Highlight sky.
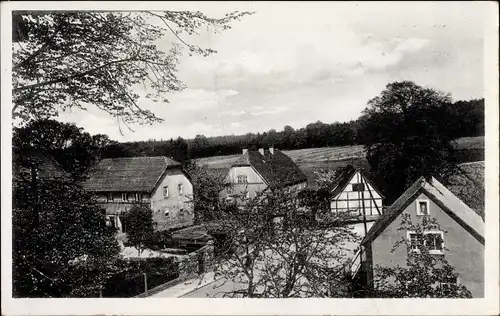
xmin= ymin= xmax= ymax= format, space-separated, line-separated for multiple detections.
xmin=57 ymin=2 xmax=487 ymax=142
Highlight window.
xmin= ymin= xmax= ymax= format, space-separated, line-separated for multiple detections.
xmin=408 ymin=231 xmax=444 ymax=254
xmin=121 ymin=192 xmax=128 ymax=202
xmin=163 ymin=186 xmax=169 ymax=198
xmin=164 ymin=209 xmax=170 ymax=217
xmin=178 ymin=183 xmax=183 ymax=195
xmin=416 ymin=200 xmax=430 ymax=216
xmin=352 ymin=183 xmax=365 ymax=192
xmin=179 ymin=208 xmax=185 ymax=218
xmin=237 ymin=175 xmax=248 ymax=184
xmin=134 ymin=193 xmax=142 ymax=202
xmin=107 ymin=193 xmax=113 ymax=202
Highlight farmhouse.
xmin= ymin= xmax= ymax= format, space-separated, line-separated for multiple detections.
xmin=329 ymin=165 xmax=384 ymax=233
xmin=222 ymin=147 xmax=308 ymax=204
xmin=350 ymin=176 xmax=484 ymax=297
xmin=84 ymin=156 xmax=194 ymax=232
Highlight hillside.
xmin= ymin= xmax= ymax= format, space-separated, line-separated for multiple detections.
xmin=195 ymin=136 xmax=484 ymax=188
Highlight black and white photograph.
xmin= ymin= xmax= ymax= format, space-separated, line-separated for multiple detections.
xmin=1 ymin=1 xmax=498 ymax=315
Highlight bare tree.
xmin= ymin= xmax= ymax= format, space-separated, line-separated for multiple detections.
xmin=190 ymin=167 xmax=359 ymax=298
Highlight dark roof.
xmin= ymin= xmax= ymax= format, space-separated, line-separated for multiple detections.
xmin=231 ymin=149 xmax=307 ymax=188
xmin=329 ymin=165 xmax=383 ymax=198
xmin=83 ymin=156 xmax=181 ymax=193
xmin=13 ymin=148 xmax=69 ymax=181
xmin=330 ymin=165 xmax=357 ymax=197
xmin=361 ymin=176 xmax=484 ymax=246
xmin=171 ymin=225 xmax=211 ymax=241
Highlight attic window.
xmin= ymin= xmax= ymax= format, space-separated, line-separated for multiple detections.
xmin=237 ymin=175 xmax=248 ymax=184
xmin=352 ymin=183 xmax=365 ymax=191
xmin=416 ymin=200 xmax=430 ymax=216
xmin=178 ymin=183 xmax=183 ymax=195
xmin=163 ymin=186 xmax=169 ymax=198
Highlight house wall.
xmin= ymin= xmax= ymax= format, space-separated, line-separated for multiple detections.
xmin=96 ymin=192 xmax=151 ymax=203
xmin=150 ymin=168 xmax=194 ymax=231
xmin=223 ymin=166 xmax=267 ymax=200
xmin=331 ymin=171 xmax=383 ymax=216
xmin=371 ymin=192 xmax=484 ymax=297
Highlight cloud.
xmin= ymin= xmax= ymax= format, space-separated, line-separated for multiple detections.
xmin=222 ymin=109 xmax=246 ymax=116
xmin=230 ymin=122 xmax=243 ymax=128
xmin=58 ymin=3 xmax=484 ymax=141
xmin=249 ymin=106 xmax=288 ymax=116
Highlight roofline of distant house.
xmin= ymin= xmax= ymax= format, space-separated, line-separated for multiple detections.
xmin=150 ymin=161 xmax=192 ymax=195
xmin=330 ymin=167 xmax=385 ymax=199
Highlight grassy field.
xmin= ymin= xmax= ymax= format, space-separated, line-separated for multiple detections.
xmin=195 ymin=136 xmax=484 ymax=188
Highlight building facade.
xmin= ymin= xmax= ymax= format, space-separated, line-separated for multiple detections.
xmin=330 ymin=165 xmax=384 ymax=219
xmin=84 ymin=156 xmax=194 ymax=232
xmin=222 ymin=147 xmax=308 ymax=205
xmin=351 ymin=176 xmax=484 ymax=297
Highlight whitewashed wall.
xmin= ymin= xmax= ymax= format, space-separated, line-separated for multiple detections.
xmin=331 ymin=171 xmax=383 ymax=216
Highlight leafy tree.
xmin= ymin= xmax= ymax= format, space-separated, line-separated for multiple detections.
xmin=12 ymin=159 xmax=121 ymax=297
xmin=369 ymin=214 xmax=472 ymax=298
xmin=123 ymin=204 xmax=155 ymax=257
xmin=184 ymin=163 xmax=228 ymax=225
xmin=13 ymin=119 xmax=117 ymax=180
xmin=12 ymin=11 xmax=252 ymax=125
xmin=445 ymin=99 xmax=484 ymax=139
xmin=359 ymin=81 xmax=458 ymax=203
xmin=170 ymin=136 xmax=189 ymax=163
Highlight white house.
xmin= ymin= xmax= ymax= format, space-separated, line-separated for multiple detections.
xmin=222 ymin=147 xmax=308 ymax=205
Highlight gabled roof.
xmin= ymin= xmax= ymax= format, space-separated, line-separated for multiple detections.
xmin=83 ymin=156 xmax=181 ymax=193
xmin=13 ymin=148 xmax=70 ymax=181
xmin=330 ymin=165 xmax=383 ymax=198
xmin=231 ymin=149 xmax=307 ymax=189
xmin=330 ymin=165 xmax=357 ymax=197
xmin=361 ymin=176 xmax=485 ymax=246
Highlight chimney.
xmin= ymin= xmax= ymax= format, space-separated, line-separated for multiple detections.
xmin=258 ymin=148 xmax=264 ymax=155
xmin=269 ymin=146 xmax=274 ymax=155
xmin=242 ymin=148 xmax=248 ymax=154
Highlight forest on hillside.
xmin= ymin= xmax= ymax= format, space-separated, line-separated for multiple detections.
xmin=99 ymin=98 xmax=484 ymax=161
xmin=13 ymin=98 xmax=484 ymax=178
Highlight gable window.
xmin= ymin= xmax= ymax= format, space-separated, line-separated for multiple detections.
xmin=178 ymin=183 xmax=183 ymax=195
xmin=352 ymin=183 xmax=365 ymax=192
xmin=416 ymin=200 xmax=430 ymax=216
xmin=163 ymin=186 xmax=169 ymax=198
xmin=408 ymin=231 xmax=444 ymax=254
xmin=121 ymin=192 xmax=128 ymax=202
xmin=237 ymin=175 xmax=248 ymax=184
